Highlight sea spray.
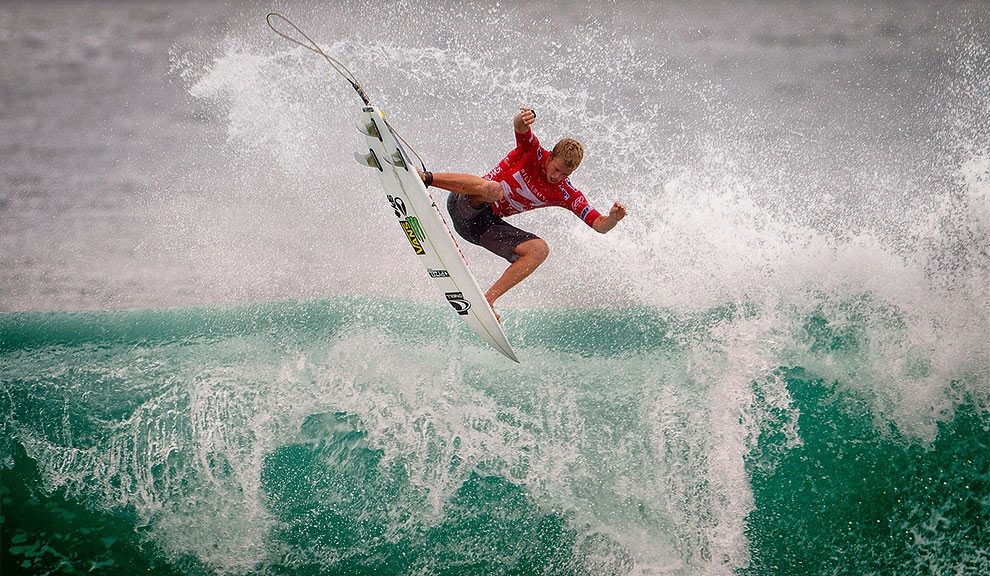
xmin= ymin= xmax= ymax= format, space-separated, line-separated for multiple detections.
xmin=3 ymin=1 xmax=987 ymax=575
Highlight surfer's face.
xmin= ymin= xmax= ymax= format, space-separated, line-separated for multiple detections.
xmin=544 ymin=156 xmax=574 ymax=184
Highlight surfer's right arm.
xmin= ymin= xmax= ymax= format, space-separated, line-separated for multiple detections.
xmin=514 ymin=108 xmax=536 ymax=134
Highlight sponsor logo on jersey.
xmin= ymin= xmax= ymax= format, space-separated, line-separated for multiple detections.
xmin=428 ymin=269 xmax=450 ymax=278
xmin=580 ymin=206 xmax=591 ymax=221
xmin=445 ymin=292 xmax=471 ymax=315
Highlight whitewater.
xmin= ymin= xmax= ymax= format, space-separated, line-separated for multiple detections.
xmin=1 ymin=1 xmax=987 ymax=575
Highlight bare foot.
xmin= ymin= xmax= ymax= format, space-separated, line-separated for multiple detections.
xmin=487 ymin=299 xmax=501 ymax=323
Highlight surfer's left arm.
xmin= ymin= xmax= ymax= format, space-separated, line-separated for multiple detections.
xmin=591 ymin=202 xmax=628 ymax=234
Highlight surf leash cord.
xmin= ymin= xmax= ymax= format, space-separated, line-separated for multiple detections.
xmin=266 ymin=12 xmax=428 ymax=174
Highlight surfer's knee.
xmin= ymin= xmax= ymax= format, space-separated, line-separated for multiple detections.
xmin=533 ymin=239 xmax=549 ymax=263
xmin=518 ymin=238 xmax=549 ymax=264
xmin=479 ymin=180 xmax=503 ymax=203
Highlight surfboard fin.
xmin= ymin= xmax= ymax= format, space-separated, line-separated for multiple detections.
xmin=356 ymin=117 xmax=382 ymax=141
xmin=355 ymin=149 xmax=383 ymax=171
xmin=382 ymin=150 xmax=407 ymax=169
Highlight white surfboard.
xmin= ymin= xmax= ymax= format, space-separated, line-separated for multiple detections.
xmin=355 ymin=105 xmax=519 ymax=363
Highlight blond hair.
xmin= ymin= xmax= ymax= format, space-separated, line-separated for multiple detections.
xmin=551 ymin=138 xmax=584 ymax=170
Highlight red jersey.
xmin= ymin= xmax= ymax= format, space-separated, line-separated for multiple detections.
xmin=484 ymin=129 xmax=602 ymax=227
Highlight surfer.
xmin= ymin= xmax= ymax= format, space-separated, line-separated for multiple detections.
xmin=421 ymin=107 xmax=627 ymax=315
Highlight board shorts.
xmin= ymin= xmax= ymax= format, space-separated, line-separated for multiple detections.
xmin=446 ymin=192 xmax=540 ymax=263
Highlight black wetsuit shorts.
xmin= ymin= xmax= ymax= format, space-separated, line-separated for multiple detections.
xmin=446 ymin=193 xmax=540 ymax=263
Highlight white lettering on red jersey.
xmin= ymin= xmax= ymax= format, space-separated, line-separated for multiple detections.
xmin=484 ymin=129 xmax=602 ymax=227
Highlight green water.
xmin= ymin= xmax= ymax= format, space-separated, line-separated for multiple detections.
xmin=2 ymin=296 xmax=986 ymax=574
xmin=2 ymin=0 xmax=987 ymax=573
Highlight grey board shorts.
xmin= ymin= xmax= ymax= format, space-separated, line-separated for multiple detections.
xmin=446 ymin=193 xmax=540 ymax=263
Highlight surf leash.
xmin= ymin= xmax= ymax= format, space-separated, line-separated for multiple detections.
xmin=266 ymin=12 xmax=428 ymax=174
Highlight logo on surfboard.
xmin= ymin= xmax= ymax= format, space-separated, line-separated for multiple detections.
xmin=400 ymin=219 xmax=425 ymax=255
xmin=445 ymin=292 xmax=471 ymax=315
xmin=388 ymin=195 xmax=406 ymax=218
xmin=389 ymin=195 xmax=427 ymax=255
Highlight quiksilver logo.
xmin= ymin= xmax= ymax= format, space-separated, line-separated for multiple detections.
xmin=445 ymin=292 xmax=471 ymax=315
